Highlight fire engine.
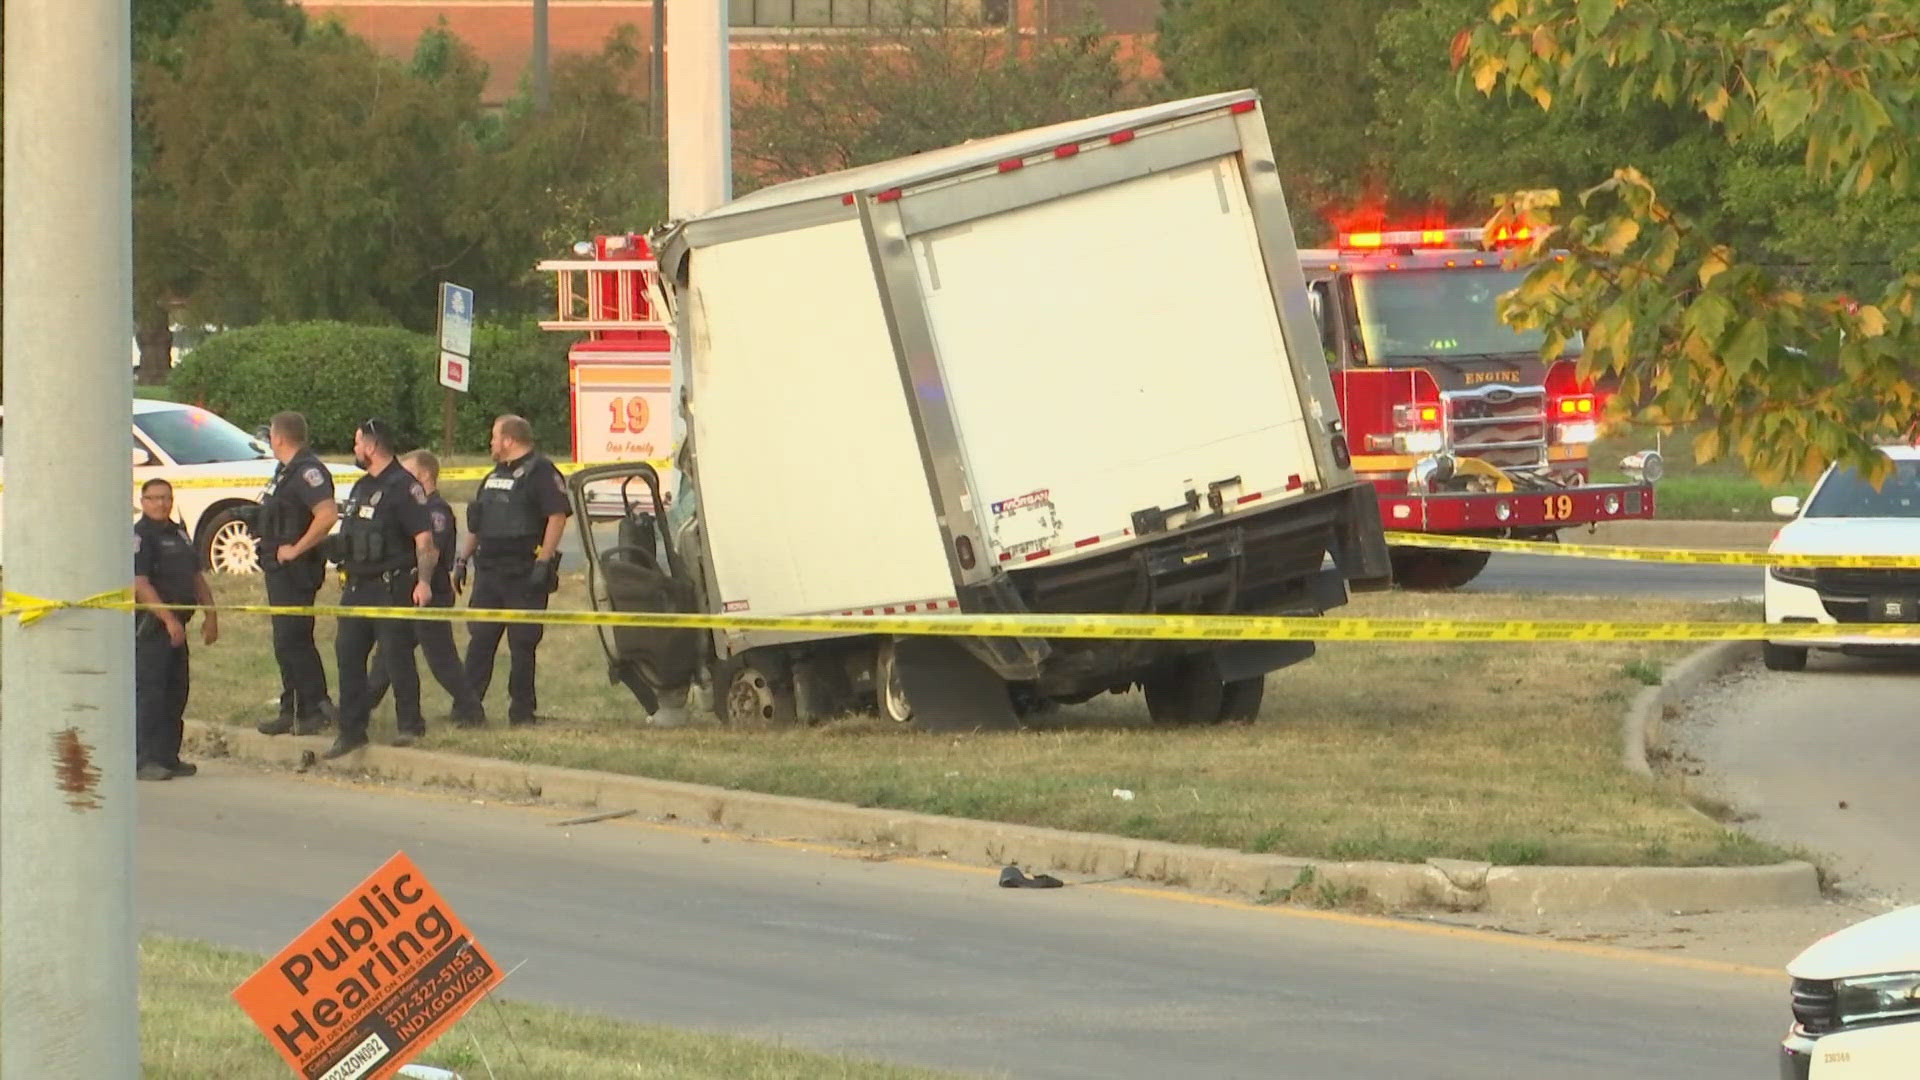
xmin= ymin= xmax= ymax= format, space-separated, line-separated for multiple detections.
xmin=537 ymin=232 xmax=678 ymax=518
xmin=1299 ymin=225 xmax=1663 ymax=588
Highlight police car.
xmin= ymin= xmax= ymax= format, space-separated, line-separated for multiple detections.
xmin=0 ymin=400 xmax=356 ymax=575
xmin=1763 ymin=444 xmax=1920 ymax=670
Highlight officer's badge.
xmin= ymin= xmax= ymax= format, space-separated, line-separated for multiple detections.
xmin=370 ymin=490 xmax=383 ymax=506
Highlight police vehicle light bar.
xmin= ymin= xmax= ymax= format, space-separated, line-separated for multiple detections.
xmin=1335 ymin=225 xmax=1535 ymax=252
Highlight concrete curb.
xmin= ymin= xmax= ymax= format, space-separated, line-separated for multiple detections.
xmin=1624 ymin=639 xmax=1758 ymax=778
xmin=185 ymin=715 xmax=1819 ymax=919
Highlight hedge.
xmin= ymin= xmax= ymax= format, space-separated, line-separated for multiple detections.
xmin=168 ymin=320 xmax=577 ymax=456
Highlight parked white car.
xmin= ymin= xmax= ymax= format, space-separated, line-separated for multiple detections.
xmin=0 ymin=400 xmax=356 ymax=575
xmin=1780 ymin=904 xmax=1920 ymax=1077
xmin=1763 ymin=444 xmax=1920 ymax=671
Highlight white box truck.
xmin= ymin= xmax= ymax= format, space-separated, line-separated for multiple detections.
xmin=569 ymin=89 xmax=1392 ymax=731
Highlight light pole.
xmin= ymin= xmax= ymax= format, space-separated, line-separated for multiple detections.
xmin=533 ymin=0 xmax=550 ymax=111
xmin=2 ymin=0 xmax=141 ymax=1070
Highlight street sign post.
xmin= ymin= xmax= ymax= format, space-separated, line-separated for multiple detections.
xmin=436 ymin=282 xmax=474 ymax=457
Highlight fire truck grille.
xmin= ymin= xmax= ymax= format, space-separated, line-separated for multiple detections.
xmin=1442 ymin=387 xmax=1547 ymax=469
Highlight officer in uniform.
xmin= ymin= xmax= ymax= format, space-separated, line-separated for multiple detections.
xmin=458 ymin=414 xmax=571 ymax=726
xmin=366 ymin=449 xmax=486 ymax=735
xmin=322 ymin=419 xmax=438 ymax=760
xmin=247 ymin=410 xmax=339 ymax=735
xmin=133 ymin=479 xmax=218 ymax=781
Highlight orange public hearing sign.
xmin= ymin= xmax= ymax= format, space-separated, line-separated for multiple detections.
xmin=233 ymin=851 xmax=504 ymax=1080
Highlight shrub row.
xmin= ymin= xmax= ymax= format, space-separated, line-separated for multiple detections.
xmin=168 ymin=320 xmax=576 ymax=455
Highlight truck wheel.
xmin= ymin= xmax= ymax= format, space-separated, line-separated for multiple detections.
xmin=1390 ymin=548 xmax=1491 ymax=591
xmin=1762 ymin=643 xmax=1809 ymax=672
xmin=1218 ymin=677 xmax=1264 ymax=722
xmin=712 ymin=652 xmax=799 ymax=728
xmin=874 ymin=637 xmax=1021 ymax=732
xmin=1144 ymin=660 xmax=1258 ymax=726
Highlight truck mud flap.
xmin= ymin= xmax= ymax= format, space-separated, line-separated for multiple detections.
xmin=1210 ymin=640 xmax=1316 ymax=683
xmin=889 ymin=638 xmax=1021 ymax=732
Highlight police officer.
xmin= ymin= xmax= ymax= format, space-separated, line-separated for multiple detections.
xmin=366 ymin=449 xmax=486 ymax=737
xmin=250 ymin=411 xmax=340 ymax=736
xmin=322 ymin=419 xmax=438 ymax=760
xmin=133 ymin=478 xmax=218 ymax=781
xmin=458 ymin=414 xmax=571 ymax=726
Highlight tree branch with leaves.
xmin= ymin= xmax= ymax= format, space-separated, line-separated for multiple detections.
xmin=1458 ymin=0 xmax=1920 ymax=483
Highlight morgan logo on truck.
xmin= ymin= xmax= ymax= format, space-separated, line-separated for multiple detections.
xmin=990 ymin=489 xmax=1052 ymax=515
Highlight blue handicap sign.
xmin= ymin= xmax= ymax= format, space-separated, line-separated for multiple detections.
xmin=439 ymin=282 xmax=474 ymax=356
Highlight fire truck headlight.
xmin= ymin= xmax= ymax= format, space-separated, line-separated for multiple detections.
xmin=1554 ymin=421 xmax=1599 ymax=446
xmin=1395 ymin=431 xmax=1444 ymax=455
xmin=1604 ymin=493 xmax=1622 ymax=515
xmin=1494 ymin=500 xmax=1512 ymax=522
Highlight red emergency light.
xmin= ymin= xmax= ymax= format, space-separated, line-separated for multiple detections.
xmin=1336 ymin=226 xmax=1488 ymax=251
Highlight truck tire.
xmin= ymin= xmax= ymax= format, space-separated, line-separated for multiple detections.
xmin=1762 ymin=642 xmax=1809 ymax=672
xmin=874 ymin=637 xmax=1021 ymax=731
xmin=1389 ymin=548 xmax=1491 ymax=591
xmin=1144 ymin=661 xmax=1262 ymax=725
xmin=712 ymin=651 xmax=799 ymax=728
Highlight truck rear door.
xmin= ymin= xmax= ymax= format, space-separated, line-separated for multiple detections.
xmin=906 ymin=152 xmax=1321 ymax=564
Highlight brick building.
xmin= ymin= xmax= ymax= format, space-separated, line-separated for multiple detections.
xmin=296 ymin=0 xmax=1163 ymax=105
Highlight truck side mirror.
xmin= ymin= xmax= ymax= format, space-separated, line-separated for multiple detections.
xmin=1771 ymin=495 xmax=1802 ymax=519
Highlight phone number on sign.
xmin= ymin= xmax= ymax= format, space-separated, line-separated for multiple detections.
xmin=382 ymin=947 xmax=493 ymax=1034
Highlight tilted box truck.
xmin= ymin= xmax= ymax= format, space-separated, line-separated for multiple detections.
xmin=574 ymin=89 xmax=1393 ymax=731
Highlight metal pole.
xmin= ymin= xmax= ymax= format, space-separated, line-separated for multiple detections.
xmin=2 ymin=0 xmax=140 ymax=1073
xmin=666 ymin=0 xmax=731 ymax=219
xmin=532 ymin=0 xmax=550 ymax=112
xmin=651 ymin=0 xmax=667 ymax=138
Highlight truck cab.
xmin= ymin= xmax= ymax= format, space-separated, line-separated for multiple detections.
xmin=1300 ymin=227 xmax=1663 ymax=588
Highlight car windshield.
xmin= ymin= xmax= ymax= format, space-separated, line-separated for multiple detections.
xmin=1350 ymin=266 xmax=1583 ymax=362
xmin=135 ymin=406 xmax=269 ymax=465
xmin=1804 ymin=459 xmax=1920 ymax=518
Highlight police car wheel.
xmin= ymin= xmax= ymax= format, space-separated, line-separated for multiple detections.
xmin=200 ymin=509 xmax=261 ymax=575
xmin=1762 ymin=642 xmax=1808 ymax=672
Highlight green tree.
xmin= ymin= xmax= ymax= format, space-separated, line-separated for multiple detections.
xmin=1458 ymin=0 xmax=1920 ymax=482
xmin=732 ymin=7 xmax=1157 ymax=191
xmin=1155 ymin=0 xmax=1413 ymax=239
xmin=134 ymin=2 xmax=664 ymax=355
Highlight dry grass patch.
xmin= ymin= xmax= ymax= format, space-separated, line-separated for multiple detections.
xmin=127 ymin=935 xmax=965 ymax=1079
xmin=179 ymin=575 xmax=1780 ymax=868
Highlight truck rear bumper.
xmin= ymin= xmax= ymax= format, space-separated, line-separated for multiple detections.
xmin=1378 ymin=481 xmax=1654 ymax=533
xmin=959 ymin=482 xmax=1389 ymax=693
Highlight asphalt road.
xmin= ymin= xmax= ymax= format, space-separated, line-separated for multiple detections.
xmin=1468 ymin=552 xmax=1761 ymax=601
xmin=144 ymin=767 xmax=1786 ymax=1080
xmin=1680 ymin=652 xmax=1920 ymax=905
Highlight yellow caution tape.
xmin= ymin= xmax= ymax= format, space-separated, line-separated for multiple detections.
xmin=8 ymin=592 xmax=1920 ymax=642
xmin=1383 ymin=530 xmax=1920 ymax=569
xmin=25 ymin=458 xmax=676 ymax=494
xmin=3 ymin=588 xmax=136 ymax=627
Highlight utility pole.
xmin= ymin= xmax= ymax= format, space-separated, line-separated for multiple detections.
xmin=532 ymin=0 xmax=550 ymax=112
xmin=2 ymin=0 xmax=140 ymax=1073
xmin=666 ymin=0 xmax=731 ymax=220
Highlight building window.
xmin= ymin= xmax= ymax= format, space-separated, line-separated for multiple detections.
xmin=729 ymin=0 xmax=1008 ymax=27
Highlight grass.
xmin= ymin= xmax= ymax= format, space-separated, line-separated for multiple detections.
xmin=176 ymin=574 xmax=1785 ymax=869
xmin=1591 ymin=419 xmax=1809 ymax=522
xmin=117 ymin=935 xmax=967 ymax=1079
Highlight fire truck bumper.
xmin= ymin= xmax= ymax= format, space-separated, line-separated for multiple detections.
xmin=1378 ymin=482 xmax=1655 ymax=533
